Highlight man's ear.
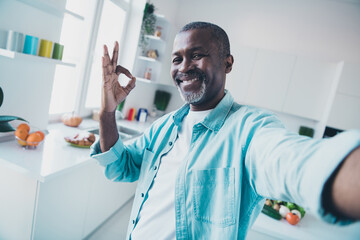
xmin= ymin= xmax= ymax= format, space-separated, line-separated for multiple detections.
xmin=225 ymin=55 xmax=234 ymax=74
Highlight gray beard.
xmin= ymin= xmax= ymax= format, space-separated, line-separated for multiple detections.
xmin=177 ymin=81 xmax=206 ymax=104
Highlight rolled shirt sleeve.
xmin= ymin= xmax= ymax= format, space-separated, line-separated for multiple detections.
xmin=245 ymin=111 xmax=360 ymax=225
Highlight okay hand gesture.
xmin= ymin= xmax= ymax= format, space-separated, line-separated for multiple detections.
xmin=101 ymin=41 xmax=136 ymax=112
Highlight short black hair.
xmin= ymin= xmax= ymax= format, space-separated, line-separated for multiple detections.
xmin=179 ymin=22 xmax=231 ymax=58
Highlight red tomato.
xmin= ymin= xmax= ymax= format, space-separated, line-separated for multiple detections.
xmin=286 ymin=212 xmax=300 ymax=225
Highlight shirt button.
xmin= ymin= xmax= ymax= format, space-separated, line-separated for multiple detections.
xmin=169 ymin=141 xmax=173 ymax=146
xmin=154 ymin=166 xmax=157 ymax=170
xmin=141 ymin=193 xmax=144 ymax=197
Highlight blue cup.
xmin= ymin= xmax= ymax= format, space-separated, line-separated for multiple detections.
xmin=23 ymin=35 xmax=39 ymax=55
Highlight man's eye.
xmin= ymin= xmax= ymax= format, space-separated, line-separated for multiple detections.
xmin=172 ymin=57 xmax=182 ymax=63
xmin=192 ymin=53 xmax=203 ymax=59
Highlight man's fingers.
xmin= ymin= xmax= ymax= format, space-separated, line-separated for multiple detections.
xmin=124 ymin=77 xmax=136 ymax=94
xmin=103 ymin=45 xmax=110 ymax=65
xmin=116 ymin=65 xmax=133 ymax=79
xmin=111 ymin=41 xmax=119 ymax=69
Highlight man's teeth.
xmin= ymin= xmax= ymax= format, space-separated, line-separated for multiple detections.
xmin=181 ymin=78 xmax=198 ymax=85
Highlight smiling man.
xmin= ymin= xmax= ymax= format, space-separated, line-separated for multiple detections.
xmin=91 ymin=22 xmax=360 ymax=239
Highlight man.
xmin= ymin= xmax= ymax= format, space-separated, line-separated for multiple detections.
xmin=91 ymin=22 xmax=360 ymax=239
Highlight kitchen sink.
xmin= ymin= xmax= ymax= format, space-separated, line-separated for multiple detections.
xmin=87 ymin=125 xmax=142 ymax=141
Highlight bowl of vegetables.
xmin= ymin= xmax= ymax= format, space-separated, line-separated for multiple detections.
xmin=262 ymin=199 xmax=306 ymax=226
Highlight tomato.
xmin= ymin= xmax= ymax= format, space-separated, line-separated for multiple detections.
xmin=286 ymin=212 xmax=300 ymax=225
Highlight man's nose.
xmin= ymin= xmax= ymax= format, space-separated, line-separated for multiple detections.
xmin=178 ymin=58 xmax=193 ymax=72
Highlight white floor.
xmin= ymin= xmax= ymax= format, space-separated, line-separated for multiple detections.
xmin=84 ymin=197 xmax=278 ymax=240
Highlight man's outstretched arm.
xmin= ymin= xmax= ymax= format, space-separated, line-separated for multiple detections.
xmin=323 ymin=146 xmax=360 ymax=220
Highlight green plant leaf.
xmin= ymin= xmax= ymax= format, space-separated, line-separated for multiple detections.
xmin=0 ymin=115 xmax=28 ymax=123
xmin=0 ymin=122 xmax=15 ymax=132
xmin=0 ymin=115 xmax=28 ymax=132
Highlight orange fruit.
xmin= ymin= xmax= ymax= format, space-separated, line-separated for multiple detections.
xmin=15 ymin=128 xmax=28 ymax=141
xmin=17 ymin=123 xmax=30 ymax=133
xmin=35 ymin=131 xmax=45 ymax=141
xmin=26 ymin=132 xmax=42 ymax=146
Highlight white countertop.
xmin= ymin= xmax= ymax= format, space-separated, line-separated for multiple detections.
xmin=0 ymin=118 xmax=151 ymax=182
xmin=252 ymin=211 xmax=360 ymax=239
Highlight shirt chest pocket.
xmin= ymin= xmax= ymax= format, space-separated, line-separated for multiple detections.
xmin=193 ymin=168 xmax=236 ymax=227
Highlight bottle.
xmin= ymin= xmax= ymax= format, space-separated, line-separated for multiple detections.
xmin=144 ymin=68 xmax=152 ymax=80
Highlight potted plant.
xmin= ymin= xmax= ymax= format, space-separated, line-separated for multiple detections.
xmin=139 ymin=2 xmax=156 ymax=54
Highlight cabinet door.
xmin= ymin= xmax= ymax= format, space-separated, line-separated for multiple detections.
xmin=245 ymin=49 xmax=296 ymax=112
xmin=226 ymin=46 xmax=257 ymax=103
xmin=0 ymin=165 xmax=38 ymax=240
xmin=34 ymin=164 xmax=92 ymax=240
xmin=327 ymin=93 xmax=360 ymax=130
xmin=282 ymin=56 xmax=339 ymax=120
xmin=82 ymin=162 xmax=137 ymax=238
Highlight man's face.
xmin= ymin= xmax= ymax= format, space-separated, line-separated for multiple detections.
xmin=170 ymin=29 xmax=229 ymax=111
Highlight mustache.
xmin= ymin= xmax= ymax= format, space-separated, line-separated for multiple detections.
xmin=175 ymin=70 xmax=206 ymax=82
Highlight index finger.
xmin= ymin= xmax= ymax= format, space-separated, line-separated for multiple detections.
xmin=116 ymin=65 xmax=133 ymax=79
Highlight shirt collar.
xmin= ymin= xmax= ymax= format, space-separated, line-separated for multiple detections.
xmin=172 ymin=90 xmax=234 ymax=132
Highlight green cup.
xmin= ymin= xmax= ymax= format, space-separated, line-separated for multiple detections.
xmin=52 ymin=43 xmax=64 ymax=60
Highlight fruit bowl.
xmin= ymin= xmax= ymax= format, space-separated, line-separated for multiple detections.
xmin=14 ymin=123 xmax=45 ymax=149
xmin=15 ymin=135 xmax=43 ymax=149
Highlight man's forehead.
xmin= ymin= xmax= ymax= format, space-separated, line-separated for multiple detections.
xmin=172 ymin=29 xmax=216 ymax=54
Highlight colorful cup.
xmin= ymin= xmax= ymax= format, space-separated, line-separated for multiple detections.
xmin=39 ymin=39 xmax=53 ymax=58
xmin=52 ymin=42 xmax=64 ymax=60
xmin=23 ymin=35 xmax=39 ymax=55
xmin=6 ymin=30 xmax=24 ymax=52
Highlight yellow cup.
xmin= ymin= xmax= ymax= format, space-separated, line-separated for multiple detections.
xmin=39 ymin=39 xmax=53 ymax=58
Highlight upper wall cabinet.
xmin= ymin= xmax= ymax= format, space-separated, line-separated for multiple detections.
xmin=282 ymin=56 xmax=340 ymax=120
xmin=245 ymin=49 xmax=296 ymax=112
xmin=228 ymin=46 xmax=343 ymax=122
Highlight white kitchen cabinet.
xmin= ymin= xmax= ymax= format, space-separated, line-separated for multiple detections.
xmin=336 ymin=62 xmax=360 ymax=98
xmin=133 ymin=15 xmax=171 ymax=86
xmin=0 ymin=165 xmax=38 ymax=240
xmin=82 ymin=163 xmax=137 ymax=238
xmin=0 ymin=159 xmax=136 ymax=240
xmin=33 ymin=163 xmax=92 ymax=240
xmin=327 ymin=93 xmax=360 ymax=130
xmin=327 ymin=62 xmax=360 ymax=130
xmin=283 ymin=56 xmax=340 ymax=120
xmin=245 ymin=49 xmax=296 ymax=112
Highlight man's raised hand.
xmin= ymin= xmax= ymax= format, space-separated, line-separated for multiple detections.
xmin=101 ymin=41 xmax=136 ymax=112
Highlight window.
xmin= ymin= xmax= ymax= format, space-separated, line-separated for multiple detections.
xmin=49 ymin=0 xmax=130 ymax=116
xmin=85 ymin=0 xmax=128 ymax=109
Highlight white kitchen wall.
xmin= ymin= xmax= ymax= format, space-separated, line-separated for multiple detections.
xmin=143 ymin=0 xmax=360 ymax=132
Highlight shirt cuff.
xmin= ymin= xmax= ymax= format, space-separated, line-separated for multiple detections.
xmin=90 ymin=136 xmax=125 ymax=167
xmin=302 ymin=129 xmax=360 ymax=225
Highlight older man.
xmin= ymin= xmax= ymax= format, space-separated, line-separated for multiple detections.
xmin=91 ymin=22 xmax=360 ymax=239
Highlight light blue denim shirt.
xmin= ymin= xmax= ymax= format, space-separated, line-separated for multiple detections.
xmin=90 ymin=92 xmax=360 ymax=239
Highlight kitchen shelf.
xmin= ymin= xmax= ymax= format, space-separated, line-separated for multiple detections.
xmin=136 ymin=77 xmax=175 ymax=88
xmin=0 ymin=48 xmax=76 ymax=67
xmin=145 ymin=35 xmax=165 ymax=43
xmin=16 ymin=0 xmax=85 ymax=20
xmin=137 ymin=56 xmax=159 ymax=63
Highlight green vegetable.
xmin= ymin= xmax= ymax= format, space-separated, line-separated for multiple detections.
xmin=297 ymin=206 xmax=306 ymax=218
xmin=262 ymin=204 xmax=282 ymax=220
xmin=286 ymin=202 xmax=296 ymax=211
